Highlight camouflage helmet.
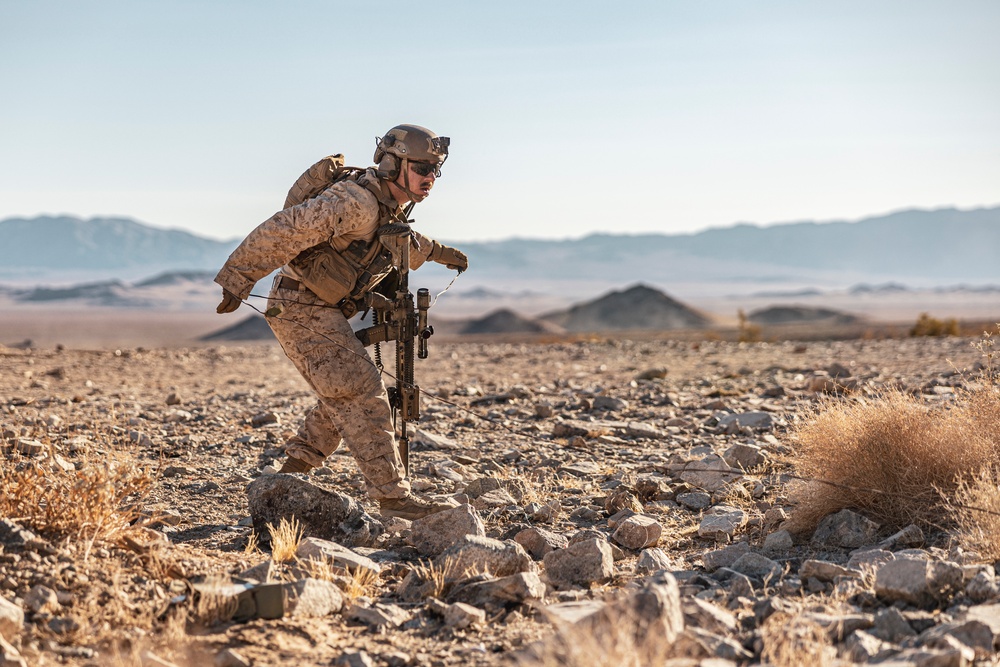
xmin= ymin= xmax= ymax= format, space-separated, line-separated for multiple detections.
xmin=374 ymin=124 xmax=449 ymax=167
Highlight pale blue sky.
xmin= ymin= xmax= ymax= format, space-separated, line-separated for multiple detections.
xmin=1 ymin=0 xmax=997 ymax=243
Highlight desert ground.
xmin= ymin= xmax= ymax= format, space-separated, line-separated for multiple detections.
xmin=3 ymin=319 xmax=1000 ymax=666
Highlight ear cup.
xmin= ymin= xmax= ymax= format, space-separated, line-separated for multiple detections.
xmin=376 ymin=154 xmax=400 ymax=180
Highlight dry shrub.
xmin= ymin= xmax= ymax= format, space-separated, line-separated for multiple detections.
xmin=759 ymin=612 xmax=833 ymax=667
xmin=947 ymin=465 xmax=1000 ymax=560
xmin=0 ymin=430 xmax=155 ymax=549
xmin=910 ymin=312 xmax=958 ymax=337
xmin=786 ymin=388 xmax=1000 ymax=533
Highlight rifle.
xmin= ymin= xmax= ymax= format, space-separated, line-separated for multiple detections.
xmin=354 ymin=224 xmax=433 ymax=476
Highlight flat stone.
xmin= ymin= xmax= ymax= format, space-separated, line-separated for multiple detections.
xmin=443 ymin=601 xmax=486 ymax=629
xmin=283 ymin=577 xmax=344 ymax=618
xmin=677 ymin=491 xmax=712 ymax=510
xmin=678 ymin=456 xmax=742 ymax=492
xmin=448 ymin=571 xmax=546 ymax=610
xmin=800 ymin=559 xmax=859 ymax=582
xmin=698 ymin=506 xmax=747 ymax=540
xmin=716 ymin=411 xmax=774 ymax=433
xmin=702 ymin=541 xmax=751 ymax=571
xmin=345 ymin=602 xmax=410 ymax=629
xmin=295 ymin=537 xmax=381 ymax=578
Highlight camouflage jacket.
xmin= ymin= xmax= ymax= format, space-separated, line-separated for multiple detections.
xmin=215 ymin=168 xmax=434 ymax=300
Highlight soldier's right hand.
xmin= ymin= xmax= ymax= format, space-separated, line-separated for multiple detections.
xmin=430 ymin=241 xmax=469 ymax=273
xmin=216 ymin=289 xmax=242 ymax=314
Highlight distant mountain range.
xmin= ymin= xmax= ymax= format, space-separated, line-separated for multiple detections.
xmin=2 ymin=206 xmax=999 ymax=288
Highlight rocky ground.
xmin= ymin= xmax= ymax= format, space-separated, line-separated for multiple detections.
xmin=2 ymin=334 xmax=1000 ymax=666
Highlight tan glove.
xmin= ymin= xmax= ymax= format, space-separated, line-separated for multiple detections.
xmin=429 ymin=241 xmax=469 ymax=272
xmin=216 ymin=289 xmax=242 ymax=314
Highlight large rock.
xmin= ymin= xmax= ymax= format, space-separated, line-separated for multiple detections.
xmin=408 ymin=505 xmax=485 ymax=557
xmin=543 ymin=538 xmax=614 ymax=589
xmin=246 ymin=475 xmax=382 ymax=548
xmin=435 ymin=535 xmax=536 ymax=579
xmin=449 ymin=572 xmax=546 ymax=611
xmin=875 ymin=558 xmax=964 ymax=606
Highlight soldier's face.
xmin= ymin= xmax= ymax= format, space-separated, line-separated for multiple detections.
xmin=396 ymin=161 xmax=437 ymax=202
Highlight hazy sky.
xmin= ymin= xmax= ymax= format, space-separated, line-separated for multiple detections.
xmin=1 ymin=1 xmax=997 ymax=243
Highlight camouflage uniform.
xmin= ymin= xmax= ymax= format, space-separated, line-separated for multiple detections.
xmin=215 ymin=169 xmax=434 ymax=499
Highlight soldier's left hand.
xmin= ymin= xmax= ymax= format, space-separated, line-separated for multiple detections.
xmin=431 ymin=242 xmax=468 ymax=272
xmin=216 ymin=289 xmax=242 ymax=314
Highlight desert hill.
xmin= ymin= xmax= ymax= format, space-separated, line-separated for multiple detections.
xmin=200 ymin=315 xmax=274 ymax=341
xmin=747 ymin=305 xmax=865 ymax=325
xmin=540 ymin=284 xmax=713 ymax=332
xmin=459 ymin=309 xmax=564 ymax=335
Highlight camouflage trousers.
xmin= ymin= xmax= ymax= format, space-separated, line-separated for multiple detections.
xmin=266 ymin=278 xmax=409 ymax=499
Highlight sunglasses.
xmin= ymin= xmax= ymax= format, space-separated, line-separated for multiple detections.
xmin=411 ymin=161 xmax=441 ymax=177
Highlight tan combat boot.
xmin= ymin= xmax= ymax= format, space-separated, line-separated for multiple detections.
xmin=378 ymin=495 xmax=458 ymax=520
xmin=279 ymin=456 xmax=314 ymax=474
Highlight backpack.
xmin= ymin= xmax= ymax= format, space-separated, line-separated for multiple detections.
xmin=283 ymin=154 xmax=356 ymax=209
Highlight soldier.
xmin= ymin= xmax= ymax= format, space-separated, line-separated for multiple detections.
xmin=214 ymin=124 xmax=468 ymax=520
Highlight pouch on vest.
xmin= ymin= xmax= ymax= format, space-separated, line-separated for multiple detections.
xmin=292 ymin=243 xmax=363 ymax=305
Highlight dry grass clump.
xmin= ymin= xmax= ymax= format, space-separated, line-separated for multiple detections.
xmin=759 ymin=612 xmax=833 ymax=667
xmin=267 ymin=516 xmax=303 ymax=563
xmin=947 ymin=465 xmax=1000 ymax=560
xmin=785 ymin=387 xmax=1000 ymax=534
xmin=0 ymin=430 xmax=155 ymax=550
